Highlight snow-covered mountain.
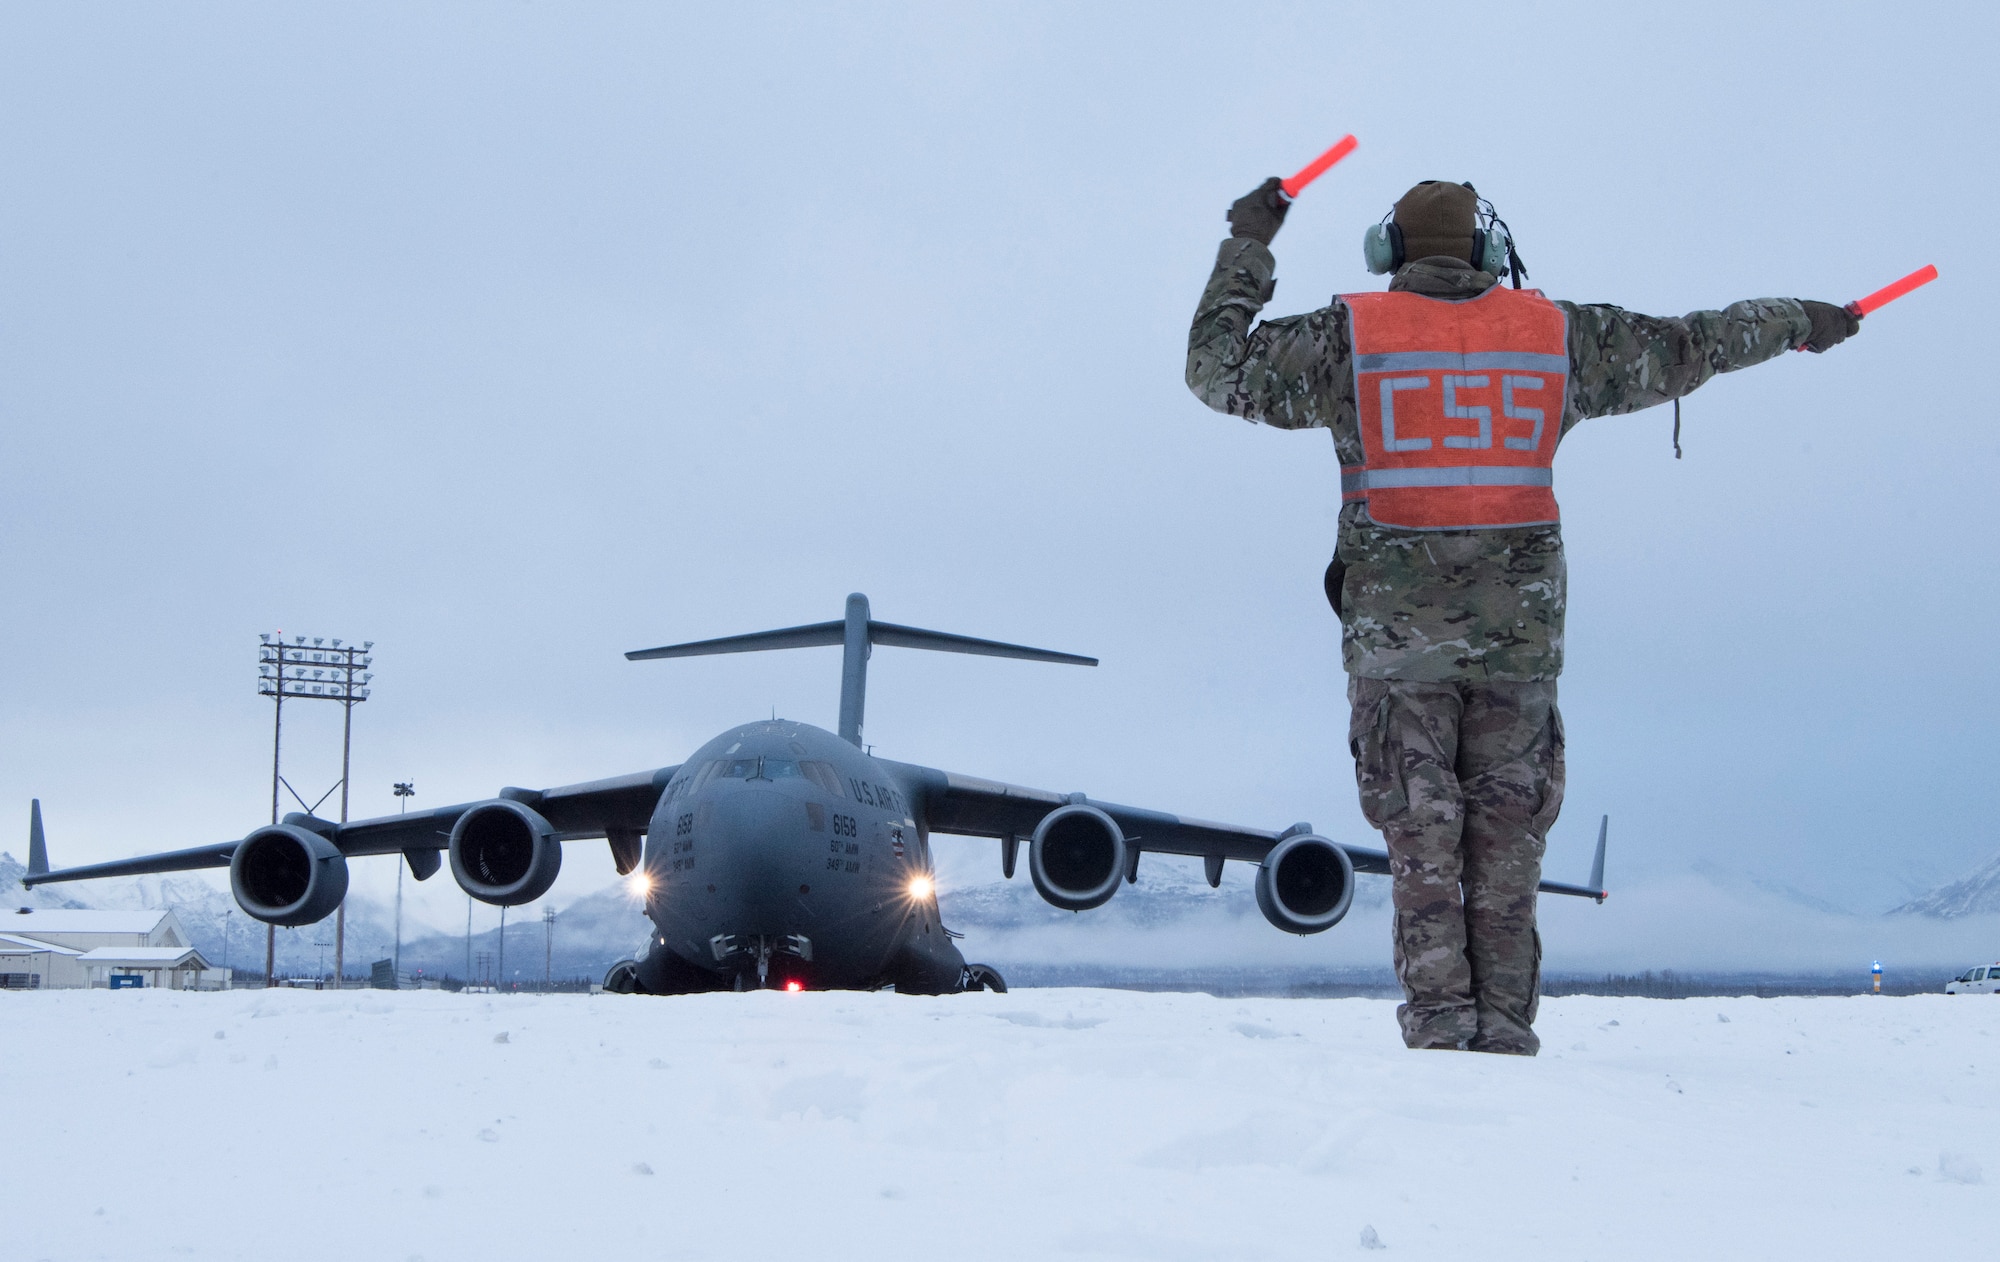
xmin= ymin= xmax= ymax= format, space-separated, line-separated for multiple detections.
xmin=2 ymin=850 xmax=414 ymax=976
xmin=1 ymin=851 xmax=89 ymax=911
xmin=391 ymin=881 xmax=654 ymax=985
xmin=1 ymin=849 xmax=653 ymax=982
xmin=2 ymin=847 xmax=1377 ymax=983
xmin=1890 ymin=851 xmax=2000 ymax=918
xmin=942 ymin=857 xmax=1387 ymax=932
xmin=23 ymin=839 xmax=1990 ymax=982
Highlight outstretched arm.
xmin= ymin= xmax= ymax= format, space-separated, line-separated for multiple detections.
xmin=1562 ymin=297 xmax=1848 ymax=434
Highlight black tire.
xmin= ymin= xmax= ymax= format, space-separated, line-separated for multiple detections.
xmin=962 ymin=963 xmax=1008 ymax=993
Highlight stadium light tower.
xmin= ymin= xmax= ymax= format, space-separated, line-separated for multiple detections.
xmin=257 ymin=633 xmax=373 ymax=988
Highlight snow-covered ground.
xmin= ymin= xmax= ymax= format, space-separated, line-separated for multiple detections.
xmin=2 ymin=988 xmax=1991 ymax=1260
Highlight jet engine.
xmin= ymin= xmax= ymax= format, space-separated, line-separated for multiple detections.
xmin=449 ymin=800 xmax=563 ymax=906
xmin=1254 ymin=833 xmax=1354 ymax=934
xmin=1028 ymin=804 xmax=1128 ymax=912
xmin=229 ymin=824 xmax=350 ymax=927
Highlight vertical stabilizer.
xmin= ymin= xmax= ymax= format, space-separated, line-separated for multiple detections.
xmin=28 ymin=799 xmax=49 ymax=877
xmin=838 ymin=593 xmax=871 ymax=747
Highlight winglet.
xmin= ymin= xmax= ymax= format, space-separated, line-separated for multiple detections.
xmin=27 ymin=799 xmax=48 ymax=879
xmin=1588 ymin=814 xmax=1608 ymax=902
xmin=1531 ymin=814 xmax=1610 ymax=903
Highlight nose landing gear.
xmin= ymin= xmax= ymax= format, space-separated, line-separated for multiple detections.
xmin=711 ymin=933 xmax=814 ymax=990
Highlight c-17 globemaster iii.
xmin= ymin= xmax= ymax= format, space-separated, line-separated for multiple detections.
xmin=23 ymin=595 xmax=1607 ymax=993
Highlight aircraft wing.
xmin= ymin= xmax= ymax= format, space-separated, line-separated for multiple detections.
xmin=21 ymin=766 xmax=678 ymax=888
xmin=314 ymin=767 xmax=677 ymax=857
xmin=884 ymin=760 xmax=1608 ymax=900
xmin=882 ymin=760 xmax=1390 ymax=876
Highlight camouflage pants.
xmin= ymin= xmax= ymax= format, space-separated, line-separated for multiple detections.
xmin=1347 ymin=677 xmax=1565 ymax=1054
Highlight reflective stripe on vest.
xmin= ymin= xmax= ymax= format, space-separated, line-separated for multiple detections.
xmin=1340 ymin=287 xmax=1568 ymax=530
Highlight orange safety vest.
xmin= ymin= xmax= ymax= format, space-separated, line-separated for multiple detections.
xmin=1339 ymin=287 xmax=1569 ymax=530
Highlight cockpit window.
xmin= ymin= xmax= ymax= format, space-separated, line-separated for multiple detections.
xmin=671 ymin=761 xmax=716 ymax=799
xmin=711 ymin=756 xmax=807 ymax=781
xmin=800 ymin=760 xmax=845 ymax=795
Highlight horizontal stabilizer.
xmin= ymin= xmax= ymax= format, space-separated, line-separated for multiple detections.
xmin=626 ymin=621 xmax=844 ymax=661
xmin=867 ymin=621 xmax=1096 ymax=666
xmin=627 ymin=618 xmax=1094 ymax=667
xmin=628 ymin=593 xmax=1095 ymax=746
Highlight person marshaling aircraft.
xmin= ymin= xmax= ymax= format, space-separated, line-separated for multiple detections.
xmin=1186 ymin=175 xmax=1864 ymax=1055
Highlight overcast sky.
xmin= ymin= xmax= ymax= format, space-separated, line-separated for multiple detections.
xmin=2 ymin=4 xmax=1994 ymax=962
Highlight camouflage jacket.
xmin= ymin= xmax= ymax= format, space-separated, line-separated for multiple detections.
xmin=1186 ymin=239 xmax=1811 ymax=682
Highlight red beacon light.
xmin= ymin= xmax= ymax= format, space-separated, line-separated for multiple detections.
xmin=784 ymin=980 xmax=803 ymax=993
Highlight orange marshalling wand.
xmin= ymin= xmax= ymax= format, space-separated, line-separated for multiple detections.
xmin=1847 ymin=263 xmax=1938 ymax=317
xmin=1280 ymin=134 xmax=1359 ymax=199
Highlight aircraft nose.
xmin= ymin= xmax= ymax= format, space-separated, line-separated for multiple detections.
xmin=703 ymin=789 xmax=814 ymax=932
xmin=706 ymin=788 xmax=799 ymax=851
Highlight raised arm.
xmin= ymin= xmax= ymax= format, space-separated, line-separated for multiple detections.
xmin=1186 ymin=179 xmax=1353 ymax=433
xmin=1184 ymin=238 xmax=1351 ymax=430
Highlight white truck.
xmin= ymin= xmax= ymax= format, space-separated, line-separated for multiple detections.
xmin=1944 ymin=963 xmax=2000 ymax=995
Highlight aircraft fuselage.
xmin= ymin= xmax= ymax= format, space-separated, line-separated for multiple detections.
xmin=630 ymin=720 xmax=965 ymax=994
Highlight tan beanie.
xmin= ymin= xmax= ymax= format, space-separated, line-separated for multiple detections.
xmin=1393 ymin=181 xmax=1478 ymax=265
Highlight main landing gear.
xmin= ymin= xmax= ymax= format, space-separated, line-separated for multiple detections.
xmin=960 ymin=963 xmax=1008 ymax=993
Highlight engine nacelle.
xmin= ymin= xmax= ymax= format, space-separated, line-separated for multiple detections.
xmin=1254 ymin=833 xmax=1355 ymax=935
xmin=1029 ymin=804 xmax=1128 ymax=912
xmin=230 ymin=824 xmax=350 ymax=927
xmin=449 ymin=800 xmax=563 ymax=906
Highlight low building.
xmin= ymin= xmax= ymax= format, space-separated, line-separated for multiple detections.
xmin=77 ymin=946 xmax=216 ymax=989
xmin=0 ymin=931 xmax=80 ymax=989
xmin=0 ymin=908 xmax=213 ymax=990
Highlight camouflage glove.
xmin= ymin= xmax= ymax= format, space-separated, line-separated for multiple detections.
xmin=1226 ymin=177 xmax=1289 ymax=246
xmin=1800 ymin=300 xmax=1861 ymax=353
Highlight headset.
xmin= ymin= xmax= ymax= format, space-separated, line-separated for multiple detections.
xmin=1363 ymin=181 xmax=1527 ymax=287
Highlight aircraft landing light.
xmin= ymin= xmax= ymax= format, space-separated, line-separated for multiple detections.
xmin=907 ymin=875 xmax=934 ymax=901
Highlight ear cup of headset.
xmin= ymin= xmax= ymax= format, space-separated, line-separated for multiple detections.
xmin=1363 ymin=221 xmax=1404 ymax=275
xmin=1474 ymin=227 xmax=1510 ymax=275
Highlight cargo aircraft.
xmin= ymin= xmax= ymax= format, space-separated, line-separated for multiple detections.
xmin=23 ymin=596 xmax=1608 ymax=993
